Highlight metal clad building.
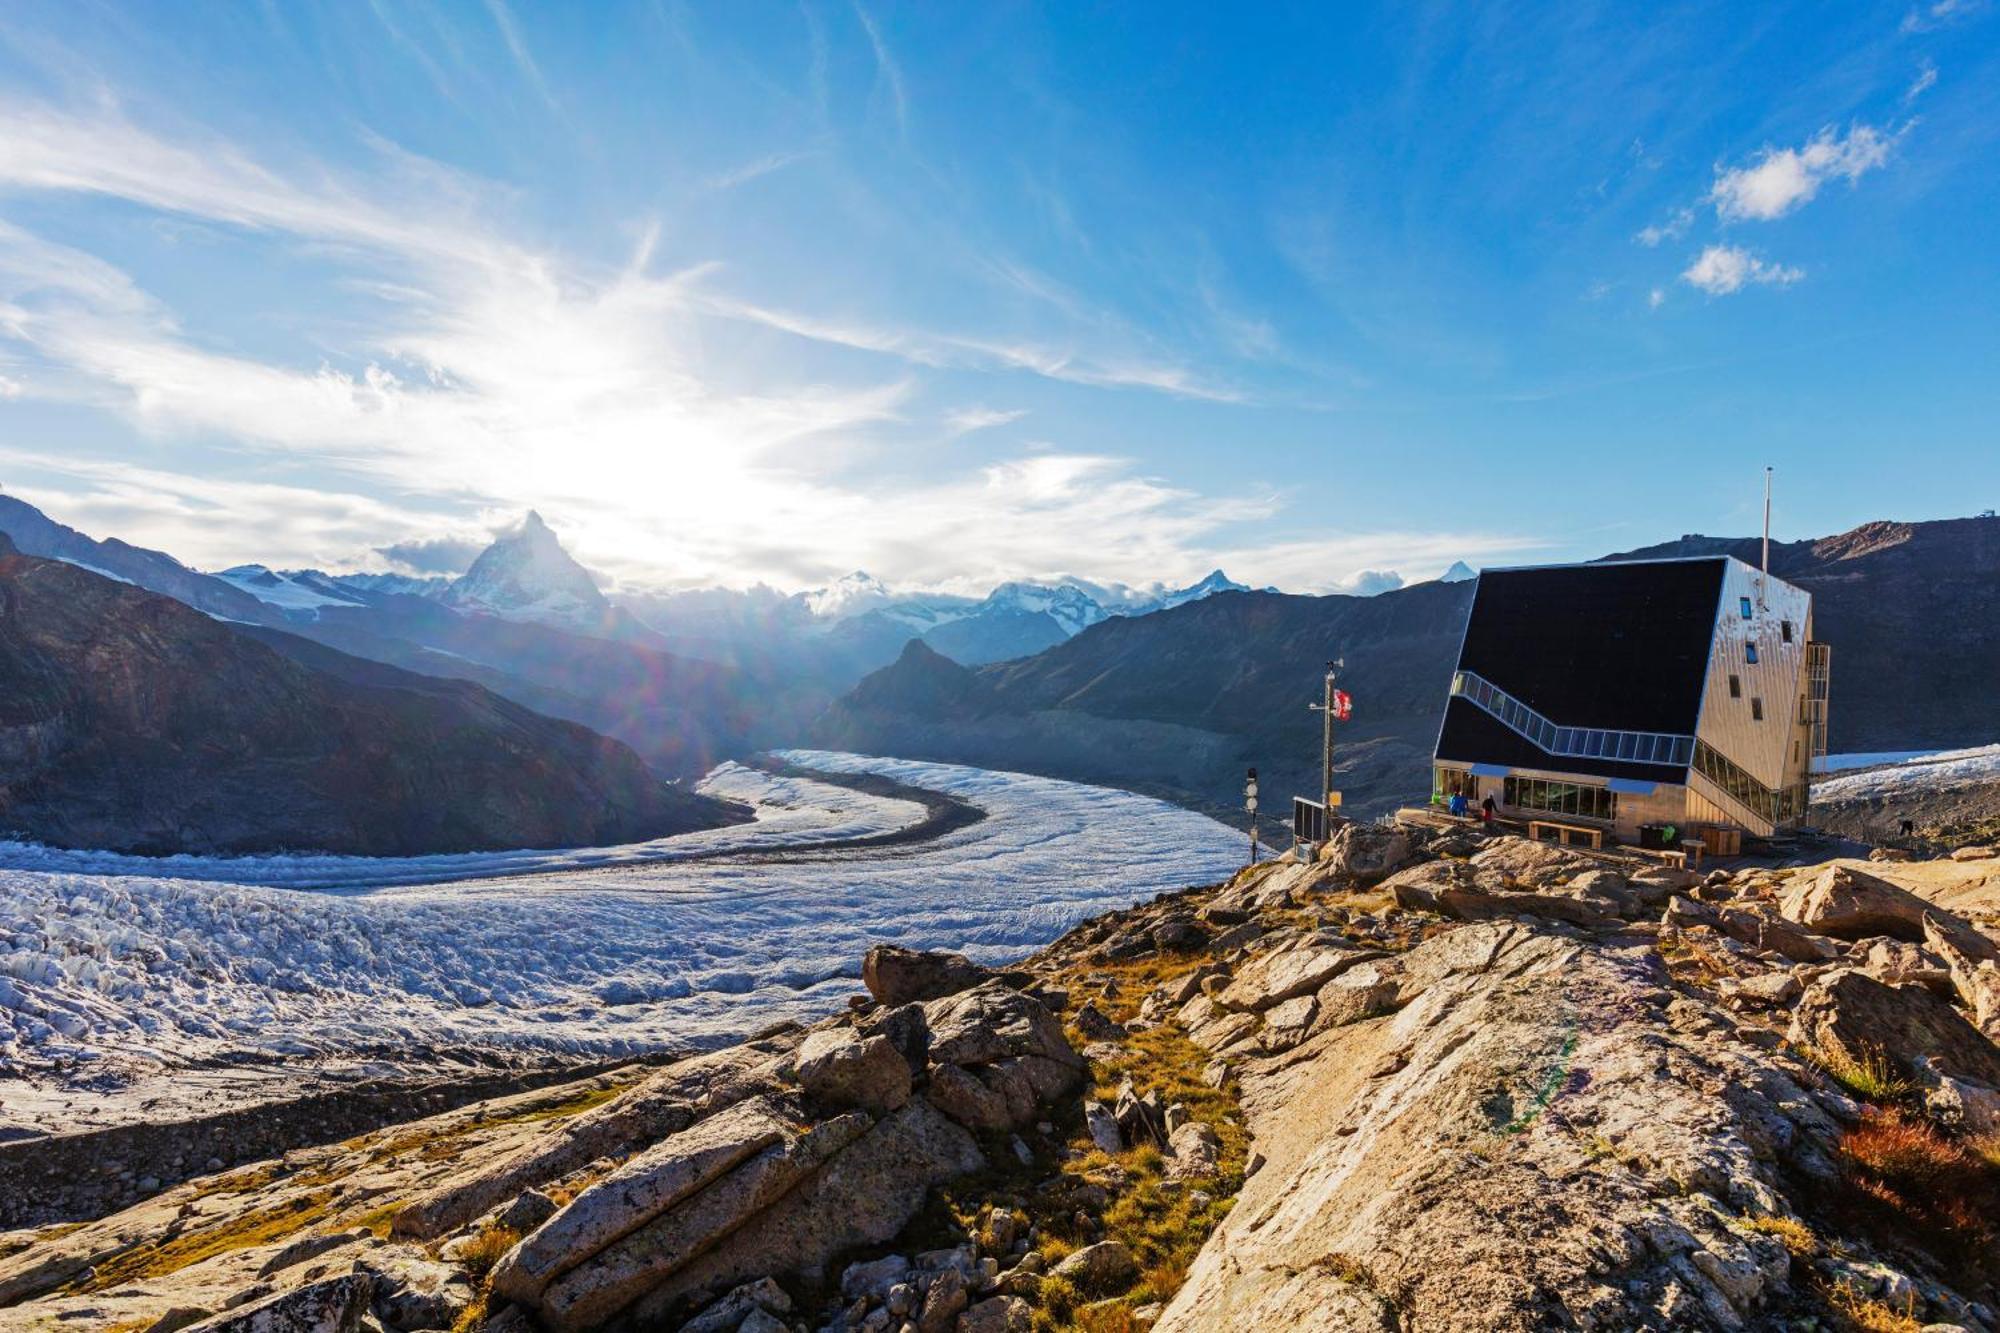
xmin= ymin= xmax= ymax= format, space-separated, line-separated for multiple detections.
xmin=1432 ymin=556 xmax=1826 ymax=839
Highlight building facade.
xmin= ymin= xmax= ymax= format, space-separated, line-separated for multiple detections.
xmin=1432 ymin=556 xmax=1828 ymax=841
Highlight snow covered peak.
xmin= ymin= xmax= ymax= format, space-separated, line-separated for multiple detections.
xmin=983 ymin=581 xmax=1111 ymax=636
xmin=215 ymin=564 xmax=370 ymax=614
xmin=1156 ymin=569 xmax=1251 ymax=609
xmin=442 ymin=511 xmax=607 ymax=625
xmin=1438 ymin=560 xmax=1478 ymax=583
xmin=803 ymin=571 xmax=894 ymax=619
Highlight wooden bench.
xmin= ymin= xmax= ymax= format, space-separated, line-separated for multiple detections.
xmin=1527 ymin=819 xmax=1605 ymax=850
xmin=1641 ymin=843 xmax=1706 ymax=872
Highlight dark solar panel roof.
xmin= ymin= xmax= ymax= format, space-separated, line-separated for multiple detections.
xmin=1433 ymin=558 xmax=1727 ymax=775
xmin=1435 ymin=696 xmax=1691 ymax=784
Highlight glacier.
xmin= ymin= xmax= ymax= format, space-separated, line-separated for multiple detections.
xmin=0 ymin=753 xmax=1243 ymax=1108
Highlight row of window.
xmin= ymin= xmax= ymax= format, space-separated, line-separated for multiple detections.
xmin=1692 ymin=740 xmax=1808 ymax=825
xmin=1451 ymin=672 xmax=1696 ymax=766
xmin=1504 ymin=776 xmax=1617 ymax=822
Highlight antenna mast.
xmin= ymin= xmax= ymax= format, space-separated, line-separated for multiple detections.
xmin=1760 ymin=466 xmax=1772 ymax=608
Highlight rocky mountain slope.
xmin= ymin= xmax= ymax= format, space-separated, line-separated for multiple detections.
xmin=8 ymin=817 xmax=1995 ymax=1331
xmin=0 ymin=538 xmax=747 ymax=855
xmin=820 ymin=514 xmax=2000 ymax=818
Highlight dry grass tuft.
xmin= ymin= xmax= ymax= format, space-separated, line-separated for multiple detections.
xmin=70 ymin=1189 xmax=339 ymax=1292
xmin=1824 ymin=1278 xmax=1925 ymax=1333
xmin=453 ymin=1222 xmax=522 ymax=1279
xmin=1806 ymin=1042 xmax=1915 ymax=1104
xmin=1740 ymin=1213 xmax=1819 ymax=1258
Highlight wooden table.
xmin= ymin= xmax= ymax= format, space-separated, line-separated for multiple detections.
xmin=1527 ymin=819 xmax=1605 ymax=850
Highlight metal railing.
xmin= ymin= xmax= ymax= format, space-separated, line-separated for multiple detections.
xmin=1450 ymin=671 xmax=1696 ymax=768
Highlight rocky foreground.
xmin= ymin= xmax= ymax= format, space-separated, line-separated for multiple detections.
xmin=4 ymin=820 xmax=2000 ymax=1332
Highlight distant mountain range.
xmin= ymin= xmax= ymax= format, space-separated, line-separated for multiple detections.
xmin=0 ymin=532 xmax=746 ymax=855
xmin=817 ymin=515 xmax=2000 ymax=822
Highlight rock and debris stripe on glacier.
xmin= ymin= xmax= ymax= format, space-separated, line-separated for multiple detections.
xmin=0 ymin=761 xmax=929 ymax=890
xmin=0 ymin=752 xmax=1243 ymax=1093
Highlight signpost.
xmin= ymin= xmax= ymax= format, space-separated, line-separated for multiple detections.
xmin=1244 ymin=767 xmax=1260 ymax=865
xmin=1308 ymin=659 xmax=1349 ymax=810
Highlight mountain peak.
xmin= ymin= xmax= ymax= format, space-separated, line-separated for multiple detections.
xmin=442 ymin=511 xmax=607 ymax=626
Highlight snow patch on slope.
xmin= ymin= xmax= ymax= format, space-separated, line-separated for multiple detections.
xmin=1813 ymin=743 xmax=2000 ymax=800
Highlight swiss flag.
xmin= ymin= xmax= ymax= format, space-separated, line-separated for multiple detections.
xmin=1332 ymin=689 xmax=1353 ymax=721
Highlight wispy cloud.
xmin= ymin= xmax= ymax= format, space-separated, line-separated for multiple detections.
xmin=0 ymin=98 xmax=1294 ymax=589
xmin=1681 ymin=244 xmax=1804 ymax=295
xmin=1636 ymin=206 xmax=1695 ymax=247
xmin=1707 ymin=124 xmax=1901 ymax=223
xmin=704 ymin=149 xmax=812 ymax=192
xmin=850 ymin=2 xmax=908 ymax=140
xmin=1905 ymin=62 xmax=1939 ymax=103
xmin=1900 ymin=0 xmax=1985 ymax=33
xmin=944 ymin=406 xmax=1027 ymax=436
xmin=483 ymin=0 xmax=562 ymax=113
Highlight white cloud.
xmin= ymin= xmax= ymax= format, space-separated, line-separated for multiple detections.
xmin=1648 ymin=287 xmax=1667 ymax=309
xmin=1906 ymin=62 xmax=1939 ymax=104
xmin=1338 ymin=569 xmax=1404 ymax=596
xmin=1680 ymin=245 xmax=1804 ymax=295
xmin=1708 ymin=125 xmax=1899 ymax=223
xmin=0 ymin=374 xmax=21 ymax=398
xmin=944 ymin=406 xmax=1027 ymax=436
xmin=1636 ymin=207 xmax=1694 ymax=247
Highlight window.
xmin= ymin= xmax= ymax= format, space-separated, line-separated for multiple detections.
xmin=1781 ymin=620 xmax=1794 ymax=643
xmin=1433 ymin=766 xmax=1476 ymax=800
xmin=1728 ymin=674 xmax=1741 ymax=698
xmin=1745 ymin=642 xmax=1759 ymax=664
xmin=1503 ymin=775 xmax=1616 ymax=822
xmin=1751 ymin=697 xmax=1764 ymax=721
xmin=1793 ymin=740 xmax=1801 ymax=763
xmin=1739 ymin=597 xmax=1753 ymax=619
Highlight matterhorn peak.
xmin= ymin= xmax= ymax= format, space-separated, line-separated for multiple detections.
xmin=442 ymin=509 xmax=607 ymax=626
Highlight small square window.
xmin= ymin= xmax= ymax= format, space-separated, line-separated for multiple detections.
xmin=1746 ymin=643 xmax=1759 ymax=664
xmin=1781 ymin=620 xmax=1794 ymax=643
xmin=1740 ymin=597 xmax=1753 ymax=619
xmin=1751 ymin=697 xmax=1764 ymax=721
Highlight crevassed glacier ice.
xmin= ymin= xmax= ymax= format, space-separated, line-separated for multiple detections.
xmin=0 ymin=753 xmax=1243 ymax=1087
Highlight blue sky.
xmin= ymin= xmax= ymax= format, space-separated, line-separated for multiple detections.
xmin=0 ymin=2 xmax=1994 ymax=595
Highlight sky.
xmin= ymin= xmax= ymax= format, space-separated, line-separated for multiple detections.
xmin=0 ymin=2 xmax=1994 ymax=597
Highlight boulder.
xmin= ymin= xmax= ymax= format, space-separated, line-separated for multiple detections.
xmin=491 ymin=1095 xmax=794 ymax=1306
xmin=1787 ymin=969 xmax=2000 ymax=1089
xmin=1468 ymin=836 xmax=1596 ymax=886
xmin=1438 ymin=884 xmax=1620 ymax=930
xmin=1925 ymin=917 xmax=2000 ymax=1036
xmin=1950 ymin=845 xmax=1998 ymax=861
xmin=854 ymin=1002 xmax=932 ymax=1076
xmin=393 ymin=1039 xmax=794 ymax=1240
xmin=1312 ymin=962 xmax=1400 ymax=1030
xmin=863 ymin=945 xmax=993 ymax=1007
xmin=840 ymin=1254 xmax=914 ymax=1302
xmin=1214 ymin=944 xmax=1378 ymax=1013
xmin=793 ymin=1029 xmax=913 ymax=1113
xmin=1166 ymin=1122 xmax=1221 ymax=1181
xmin=919 ymin=1265 xmax=970 ymax=1333
xmin=1778 ymin=865 xmax=1996 ymax=960
xmin=1151 ymin=920 xmax=1209 ymax=952
xmin=1320 ymin=823 xmax=1417 ymax=885
xmin=926 ymin=1062 xmax=1017 ymax=1132
xmin=1114 ymin=1079 xmax=1166 ymax=1146
xmin=534 ymin=1112 xmax=872 ymax=1330
xmin=923 ymin=983 xmax=1082 ymax=1071
xmin=1085 ymin=1101 xmax=1123 ymax=1154
xmin=623 ymin=1101 xmax=984 ymax=1327
xmin=357 ymin=1250 xmax=473 ymax=1331
xmin=678 ymin=1277 xmax=793 ymax=1333
xmin=495 ymin=1190 xmax=561 ymax=1236
xmin=181 ymin=1275 xmax=373 ymax=1333
xmin=1073 ymin=1004 xmax=1127 ymax=1042
xmin=1259 ymin=994 xmax=1319 ymax=1053
xmin=957 ymin=1295 xmax=1033 ymax=1333
xmin=1051 ymin=1240 xmax=1140 ymax=1296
